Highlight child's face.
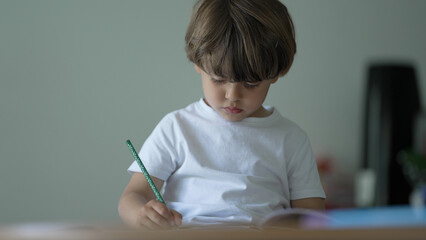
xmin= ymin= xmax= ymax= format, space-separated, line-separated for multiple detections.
xmin=195 ymin=65 xmax=278 ymax=122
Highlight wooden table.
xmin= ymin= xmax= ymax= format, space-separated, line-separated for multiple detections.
xmin=1 ymin=222 xmax=426 ymax=240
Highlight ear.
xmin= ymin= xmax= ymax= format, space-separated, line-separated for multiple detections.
xmin=194 ymin=64 xmax=202 ymax=74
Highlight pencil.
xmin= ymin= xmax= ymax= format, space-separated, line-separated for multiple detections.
xmin=126 ymin=139 xmax=166 ymax=205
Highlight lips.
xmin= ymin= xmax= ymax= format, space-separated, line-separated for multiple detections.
xmin=224 ymin=107 xmax=243 ymax=114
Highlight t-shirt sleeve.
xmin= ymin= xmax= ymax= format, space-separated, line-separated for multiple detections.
xmin=127 ymin=114 xmax=179 ymax=181
xmin=286 ymin=132 xmax=326 ymax=200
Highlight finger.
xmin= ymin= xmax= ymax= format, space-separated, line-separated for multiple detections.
xmin=170 ymin=210 xmax=183 ymax=226
xmin=151 ymin=201 xmax=172 ymax=218
xmin=151 ymin=201 xmax=174 ymax=225
xmin=138 ymin=203 xmax=169 ymax=230
xmin=142 ymin=219 xmax=162 ymax=230
xmin=137 ymin=212 xmax=162 ymax=230
xmin=146 ymin=206 xmax=172 ymax=229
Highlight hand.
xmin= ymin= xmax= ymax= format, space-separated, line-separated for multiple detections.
xmin=136 ymin=199 xmax=182 ymax=230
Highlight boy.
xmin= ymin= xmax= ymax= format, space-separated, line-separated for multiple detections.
xmin=118 ymin=0 xmax=325 ymax=229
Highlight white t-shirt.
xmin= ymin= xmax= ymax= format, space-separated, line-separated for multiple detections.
xmin=128 ymin=98 xmax=325 ymax=226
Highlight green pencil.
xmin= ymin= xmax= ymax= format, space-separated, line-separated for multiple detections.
xmin=126 ymin=139 xmax=166 ymax=205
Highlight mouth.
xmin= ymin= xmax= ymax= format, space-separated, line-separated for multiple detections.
xmin=224 ymin=107 xmax=243 ymax=114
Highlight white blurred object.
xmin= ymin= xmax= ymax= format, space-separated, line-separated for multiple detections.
xmin=355 ymin=169 xmax=376 ymax=207
xmin=410 ymin=184 xmax=426 ymax=219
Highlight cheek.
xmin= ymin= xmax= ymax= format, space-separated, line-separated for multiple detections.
xmin=202 ymin=82 xmax=222 ymax=102
xmin=209 ymin=89 xmax=224 ymax=104
xmin=250 ymin=87 xmax=270 ymax=104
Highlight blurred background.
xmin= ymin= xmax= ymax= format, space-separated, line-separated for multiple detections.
xmin=1 ymin=0 xmax=425 ymax=224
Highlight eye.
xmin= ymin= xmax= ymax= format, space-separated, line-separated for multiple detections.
xmin=244 ymin=82 xmax=260 ymax=89
xmin=211 ymin=78 xmax=226 ymax=85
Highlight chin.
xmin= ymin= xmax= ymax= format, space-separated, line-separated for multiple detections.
xmin=221 ymin=114 xmax=245 ymax=122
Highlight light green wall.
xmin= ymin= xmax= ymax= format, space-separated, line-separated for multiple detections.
xmin=1 ymin=0 xmax=425 ymax=223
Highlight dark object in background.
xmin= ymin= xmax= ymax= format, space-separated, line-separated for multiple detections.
xmin=362 ymin=63 xmax=421 ymax=206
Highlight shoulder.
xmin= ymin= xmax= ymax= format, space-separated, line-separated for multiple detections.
xmin=155 ymin=100 xmax=202 ymax=129
xmin=164 ymin=100 xmax=200 ymax=118
xmin=270 ymin=108 xmax=309 ymax=141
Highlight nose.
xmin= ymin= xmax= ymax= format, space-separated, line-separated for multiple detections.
xmin=225 ymin=83 xmax=242 ymax=102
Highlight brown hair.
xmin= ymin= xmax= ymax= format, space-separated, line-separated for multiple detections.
xmin=185 ymin=0 xmax=296 ymax=82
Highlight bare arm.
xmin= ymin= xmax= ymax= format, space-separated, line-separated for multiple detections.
xmin=118 ymin=173 xmax=182 ymax=229
xmin=290 ymin=197 xmax=325 ymax=210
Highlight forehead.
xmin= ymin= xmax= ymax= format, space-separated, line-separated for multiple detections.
xmin=202 ymin=69 xmax=241 ymax=83
xmin=202 ymin=60 xmax=260 ymax=83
